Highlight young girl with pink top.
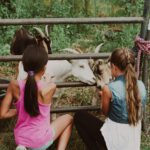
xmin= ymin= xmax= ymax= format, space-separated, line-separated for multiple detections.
xmin=0 ymin=44 xmax=73 ymax=150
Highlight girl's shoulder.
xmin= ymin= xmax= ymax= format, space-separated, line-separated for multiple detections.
xmin=8 ymin=80 xmax=20 ymax=101
xmin=9 ymin=80 xmax=19 ymax=90
xmin=40 ymin=81 xmax=56 ymax=91
xmin=40 ymin=82 xmax=56 ymax=99
xmin=38 ymin=82 xmax=56 ymax=104
xmin=9 ymin=80 xmax=18 ymax=85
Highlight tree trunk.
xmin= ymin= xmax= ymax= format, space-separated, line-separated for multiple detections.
xmin=73 ymin=0 xmax=85 ymax=16
xmin=43 ymin=0 xmax=53 ymax=7
xmin=84 ymin=0 xmax=95 ymax=16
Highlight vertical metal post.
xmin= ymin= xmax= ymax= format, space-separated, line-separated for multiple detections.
xmin=140 ymin=0 xmax=150 ymax=39
xmin=143 ymin=21 xmax=150 ymax=87
xmin=139 ymin=0 xmax=150 ymax=72
xmin=140 ymin=0 xmax=150 ymax=132
xmin=134 ymin=0 xmax=150 ymax=78
xmin=142 ymin=20 xmax=150 ymax=132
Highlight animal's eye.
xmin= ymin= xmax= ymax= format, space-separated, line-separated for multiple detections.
xmin=98 ymin=60 xmax=103 ymax=65
xmin=51 ymin=76 xmax=55 ymax=78
xmin=80 ymin=65 xmax=84 ymax=68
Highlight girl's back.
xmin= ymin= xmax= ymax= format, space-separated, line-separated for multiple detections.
xmin=13 ymin=80 xmax=55 ymax=149
xmin=108 ymin=75 xmax=146 ymax=123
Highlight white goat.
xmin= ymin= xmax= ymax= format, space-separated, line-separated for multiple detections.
xmin=11 ymin=27 xmax=96 ymax=85
xmin=17 ymin=48 xmax=96 ymax=85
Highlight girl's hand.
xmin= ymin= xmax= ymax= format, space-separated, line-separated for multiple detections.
xmin=101 ymin=85 xmax=112 ymax=116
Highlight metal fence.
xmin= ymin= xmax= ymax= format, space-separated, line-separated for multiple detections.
xmin=0 ymin=0 xmax=150 ymax=130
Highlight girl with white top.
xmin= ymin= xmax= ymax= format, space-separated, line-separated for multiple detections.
xmin=74 ymin=48 xmax=147 ymax=150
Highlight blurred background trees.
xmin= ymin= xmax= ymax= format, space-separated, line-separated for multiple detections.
xmin=0 ymin=0 xmax=144 ymax=54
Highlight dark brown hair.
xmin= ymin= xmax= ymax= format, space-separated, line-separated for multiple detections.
xmin=110 ymin=48 xmax=141 ymax=125
xmin=22 ymin=44 xmax=48 ymax=117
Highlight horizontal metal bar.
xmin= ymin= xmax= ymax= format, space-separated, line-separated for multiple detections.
xmin=0 ymin=53 xmax=111 ymax=62
xmin=51 ymin=105 xmax=101 ymax=113
xmin=0 ymin=17 xmax=144 ymax=26
xmin=0 ymin=82 xmax=96 ymax=89
xmin=55 ymin=82 xmax=96 ymax=88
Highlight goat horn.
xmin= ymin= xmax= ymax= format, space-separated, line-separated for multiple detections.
xmin=94 ymin=43 xmax=104 ymax=53
xmin=75 ymin=48 xmax=83 ymax=54
xmin=33 ymin=27 xmax=46 ymax=38
xmin=45 ymin=25 xmax=50 ymax=37
xmin=62 ymin=48 xmax=81 ymax=54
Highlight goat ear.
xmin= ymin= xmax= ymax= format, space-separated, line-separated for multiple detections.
xmin=105 ymin=56 xmax=111 ymax=63
xmin=94 ymin=43 xmax=104 ymax=53
xmin=67 ymin=59 xmax=73 ymax=64
xmin=89 ymin=59 xmax=94 ymax=67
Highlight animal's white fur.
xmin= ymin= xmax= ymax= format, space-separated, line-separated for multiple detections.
xmin=17 ymin=49 xmax=96 ymax=85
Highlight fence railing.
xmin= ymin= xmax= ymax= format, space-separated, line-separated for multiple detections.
xmin=0 ymin=0 xmax=149 ymax=123
xmin=0 ymin=17 xmax=144 ymax=25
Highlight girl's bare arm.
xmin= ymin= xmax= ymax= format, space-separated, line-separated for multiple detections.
xmin=101 ymin=85 xmax=112 ymax=116
xmin=0 ymin=81 xmax=17 ymax=119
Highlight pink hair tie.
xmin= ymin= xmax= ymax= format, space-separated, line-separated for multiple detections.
xmin=28 ymin=71 xmax=34 ymax=76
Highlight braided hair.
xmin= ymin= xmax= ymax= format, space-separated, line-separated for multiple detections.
xmin=110 ymin=48 xmax=141 ymax=125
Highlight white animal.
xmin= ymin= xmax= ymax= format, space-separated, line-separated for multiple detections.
xmin=11 ymin=27 xmax=96 ymax=85
xmin=17 ymin=48 xmax=96 ymax=85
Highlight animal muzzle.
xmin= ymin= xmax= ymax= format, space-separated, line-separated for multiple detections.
xmin=85 ymin=76 xmax=96 ymax=85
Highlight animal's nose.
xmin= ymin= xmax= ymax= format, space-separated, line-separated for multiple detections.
xmin=97 ymin=84 xmax=102 ymax=90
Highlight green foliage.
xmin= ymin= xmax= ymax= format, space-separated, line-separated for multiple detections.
xmin=0 ymin=0 xmax=16 ymax=18
xmin=101 ymin=24 xmax=141 ymax=51
xmin=51 ymin=25 xmax=71 ymax=51
xmin=0 ymin=0 xmax=145 ymax=54
xmin=0 ymin=1 xmax=149 ymax=149
xmin=121 ymin=0 xmax=144 ymax=16
xmin=0 ymin=44 xmax=10 ymax=55
xmin=51 ymin=0 xmax=73 ymax=17
xmin=14 ymin=0 xmax=50 ymax=18
xmin=74 ymin=88 xmax=92 ymax=105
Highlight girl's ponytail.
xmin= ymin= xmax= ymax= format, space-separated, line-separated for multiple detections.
xmin=24 ymin=72 xmax=39 ymax=117
xmin=125 ymin=63 xmax=141 ymax=125
xmin=22 ymin=44 xmax=48 ymax=117
xmin=110 ymin=48 xmax=142 ymax=125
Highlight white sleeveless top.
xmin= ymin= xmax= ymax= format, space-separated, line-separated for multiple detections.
xmin=101 ymin=118 xmax=141 ymax=150
xmin=100 ymin=76 xmax=146 ymax=150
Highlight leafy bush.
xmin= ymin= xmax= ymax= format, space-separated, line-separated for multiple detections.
xmin=0 ymin=0 xmax=145 ymax=55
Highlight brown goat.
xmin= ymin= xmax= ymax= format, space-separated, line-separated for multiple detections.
xmin=10 ymin=26 xmax=52 ymax=55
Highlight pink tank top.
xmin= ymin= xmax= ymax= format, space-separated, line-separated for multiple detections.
xmin=14 ymin=81 xmax=53 ymax=148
